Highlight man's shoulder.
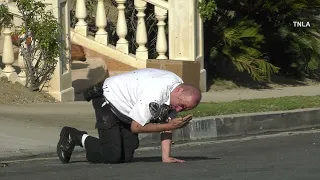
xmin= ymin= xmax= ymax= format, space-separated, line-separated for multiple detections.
xmin=104 ymin=68 xmax=183 ymax=81
xmin=102 ymin=68 xmax=183 ymax=97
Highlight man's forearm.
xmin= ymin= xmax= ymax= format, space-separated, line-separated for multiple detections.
xmin=135 ymin=123 xmax=173 ymax=133
xmin=161 ymin=131 xmax=173 ymax=159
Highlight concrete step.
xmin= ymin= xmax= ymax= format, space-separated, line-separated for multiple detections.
xmin=108 ymin=71 xmax=130 ymax=76
xmin=82 ymin=47 xmax=137 ymax=72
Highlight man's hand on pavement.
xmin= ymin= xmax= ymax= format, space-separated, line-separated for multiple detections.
xmin=162 ymin=157 xmax=185 ymax=163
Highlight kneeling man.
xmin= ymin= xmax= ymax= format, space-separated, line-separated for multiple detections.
xmin=57 ymin=68 xmax=201 ymax=164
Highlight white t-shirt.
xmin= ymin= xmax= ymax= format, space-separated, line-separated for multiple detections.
xmin=102 ymin=68 xmax=183 ymax=126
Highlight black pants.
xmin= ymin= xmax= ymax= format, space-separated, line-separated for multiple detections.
xmin=84 ymin=97 xmax=139 ymax=163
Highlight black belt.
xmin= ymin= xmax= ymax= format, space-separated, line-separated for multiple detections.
xmin=83 ymin=82 xmax=133 ymax=124
xmin=104 ymin=98 xmax=134 ymax=125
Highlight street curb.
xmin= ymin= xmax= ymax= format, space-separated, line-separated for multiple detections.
xmin=139 ymin=108 xmax=320 ymax=144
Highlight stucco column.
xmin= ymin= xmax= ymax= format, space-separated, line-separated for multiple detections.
xmin=45 ymin=0 xmax=75 ymax=102
xmin=168 ymin=0 xmax=207 ymax=92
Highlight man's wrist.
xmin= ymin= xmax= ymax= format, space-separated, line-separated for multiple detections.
xmin=160 ymin=131 xmax=172 ymax=141
xmin=158 ymin=123 xmax=174 ymax=132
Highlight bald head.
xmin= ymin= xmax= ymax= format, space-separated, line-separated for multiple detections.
xmin=170 ymin=83 xmax=202 ymax=112
xmin=179 ymin=83 xmax=202 ymax=104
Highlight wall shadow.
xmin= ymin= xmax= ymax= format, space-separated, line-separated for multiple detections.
xmin=72 ymin=65 xmax=108 ymax=101
xmin=0 ymin=56 xmax=3 ymax=69
xmin=71 ymin=62 xmax=89 ymax=70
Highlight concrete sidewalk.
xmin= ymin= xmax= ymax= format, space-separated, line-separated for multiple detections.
xmin=201 ymin=84 xmax=320 ymax=102
xmin=0 ymin=102 xmax=97 ymax=160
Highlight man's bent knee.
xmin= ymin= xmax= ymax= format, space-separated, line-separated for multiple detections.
xmin=97 ymin=127 xmax=123 ymax=164
xmin=101 ymin=145 xmax=123 ymax=164
xmin=85 ymin=141 xmax=123 ymax=164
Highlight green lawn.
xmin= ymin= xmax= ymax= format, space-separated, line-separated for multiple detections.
xmin=180 ymin=95 xmax=320 ymax=117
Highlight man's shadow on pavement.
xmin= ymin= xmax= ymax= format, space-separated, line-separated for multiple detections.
xmin=67 ymin=156 xmax=220 ymax=164
xmin=132 ymin=156 xmax=221 ymax=163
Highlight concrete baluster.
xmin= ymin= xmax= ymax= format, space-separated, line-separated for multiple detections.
xmin=155 ymin=6 xmax=168 ymax=59
xmin=134 ymin=0 xmax=148 ymax=60
xmin=17 ymin=34 xmax=27 ymax=86
xmin=95 ymin=0 xmax=108 ymax=45
xmin=115 ymin=0 xmax=129 ymax=54
xmin=75 ymin=0 xmax=88 ymax=36
xmin=1 ymin=28 xmax=16 ymax=77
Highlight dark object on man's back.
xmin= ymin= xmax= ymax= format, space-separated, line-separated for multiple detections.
xmin=149 ymin=103 xmax=172 ymax=124
xmin=83 ymin=81 xmax=104 ymax=102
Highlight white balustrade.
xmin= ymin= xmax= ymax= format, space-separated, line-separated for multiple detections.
xmin=115 ymin=0 xmax=129 ymax=54
xmin=155 ymin=6 xmax=168 ymax=59
xmin=70 ymin=0 xmax=171 ymax=61
xmin=17 ymin=52 xmax=26 ymax=83
xmin=69 ymin=0 xmax=202 ymax=73
xmin=17 ymin=34 xmax=27 ymax=85
xmin=75 ymin=0 xmax=88 ymax=36
xmin=95 ymin=0 xmax=108 ymax=45
xmin=134 ymin=0 xmax=148 ymax=60
xmin=1 ymin=28 xmax=16 ymax=77
xmin=1 ymin=0 xmax=206 ymax=92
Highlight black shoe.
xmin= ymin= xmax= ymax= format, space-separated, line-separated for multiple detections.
xmin=57 ymin=126 xmax=87 ymax=163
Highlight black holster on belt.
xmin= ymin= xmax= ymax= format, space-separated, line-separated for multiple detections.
xmin=87 ymin=82 xmax=134 ymax=125
xmin=108 ymin=102 xmax=134 ymax=124
xmin=92 ymin=97 xmax=118 ymax=129
xmin=83 ymin=81 xmax=104 ymax=102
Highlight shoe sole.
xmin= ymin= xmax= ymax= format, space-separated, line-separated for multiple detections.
xmin=57 ymin=126 xmax=72 ymax=163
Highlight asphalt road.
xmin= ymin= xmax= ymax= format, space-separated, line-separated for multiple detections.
xmin=1 ymin=131 xmax=320 ymax=180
